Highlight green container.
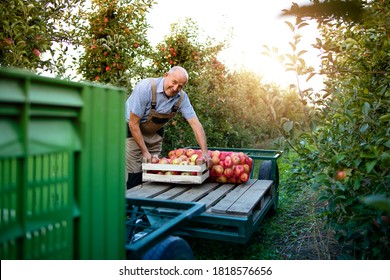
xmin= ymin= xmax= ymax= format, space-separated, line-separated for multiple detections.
xmin=0 ymin=67 xmax=126 ymax=259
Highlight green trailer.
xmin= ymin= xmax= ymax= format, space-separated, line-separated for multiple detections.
xmin=125 ymin=148 xmax=282 ymax=253
xmin=0 ymin=67 xmax=126 ymax=260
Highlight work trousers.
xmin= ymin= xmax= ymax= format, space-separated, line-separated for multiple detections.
xmin=126 ymin=133 xmax=163 ymax=189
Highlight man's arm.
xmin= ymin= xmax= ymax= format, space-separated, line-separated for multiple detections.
xmin=129 ymin=112 xmax=151 ymax=161
xmin=187 ymin=116 xmax=211 ymax=166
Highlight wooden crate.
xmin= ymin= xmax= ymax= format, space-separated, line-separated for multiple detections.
xmin=142 ymin=163 xmax=209 ymax=184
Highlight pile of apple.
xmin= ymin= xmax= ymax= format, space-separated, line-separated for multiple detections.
xmin=150 ymin=148 xmax=253 ymax=183
xmin=208 ymin=150 xmax=253 ymax=183
xmin=149 ymin=148 xmax=206 ymax=176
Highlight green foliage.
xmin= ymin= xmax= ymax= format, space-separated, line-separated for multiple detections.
xmin=152 ymin=19 xmax=275 ymax=155
xmin=78 ymin=0 xmax=155 ymax=88
xmin=269 ymin=1 xmax=389 ymax=259
xmin=0 ymin=0 xmax=84 ymax=74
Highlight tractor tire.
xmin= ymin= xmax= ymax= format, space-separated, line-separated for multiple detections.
xmin=142 ymin=235 xmax=194 ymax=260
xmin=258 ymin=160 xmax=279 ymax=216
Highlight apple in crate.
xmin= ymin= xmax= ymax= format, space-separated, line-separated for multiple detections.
xmin=159 ymin=157 xmax=170 ymax=164
xmin=168 ymin=149 xmax=176 ymax=159
xmin=186 ymin=148 xmax=195 ymax=157
xmin=190 ymin=153 xmax=198 ymax=163
xmin=151 ymin=155 xmax=159 ymax=163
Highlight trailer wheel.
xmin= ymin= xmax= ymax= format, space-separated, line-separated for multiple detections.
xmin=258 ymin=160 xmax=279 ymax=216
xmin=142 ymin=235 xmax=194 ymax=260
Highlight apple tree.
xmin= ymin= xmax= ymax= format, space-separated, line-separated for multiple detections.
xmin=0 ymin=0 xmax=85 ymax=74
xmin=268 ymin=0 xmax=389 ymax=259
xmin=77 ymin=0 xmax=155 ymax=88
xmin=149 ymin=18 xmax=273 ymax=153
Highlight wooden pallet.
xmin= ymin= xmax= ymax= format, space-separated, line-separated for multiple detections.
xmin=126 ymin=179 xmax=275 ymax=243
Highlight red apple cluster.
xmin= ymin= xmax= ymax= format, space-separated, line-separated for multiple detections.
xmin=208 ymin=150 xmax=253 ymax=184
xmin=149 ymin=148 xmax=205 ymax=176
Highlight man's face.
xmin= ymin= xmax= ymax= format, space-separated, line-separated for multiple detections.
xmin=163 ymin=70 xmax=187 ymax=97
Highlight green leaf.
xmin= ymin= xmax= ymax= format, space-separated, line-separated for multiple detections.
xmin=379 ymin=114 xmax=390 ymax=122
xmin=361 ymin=195 xmax=390 ymax=212
xmin=359 ymin=123 xmax=369 ymax=133
xmin=365 ymin=160 xmax=377 ymax=173
xmin=361 ymin=102 xmax=370 ymax=115
xmin=282 ymin=121 xmax=294 ymax=132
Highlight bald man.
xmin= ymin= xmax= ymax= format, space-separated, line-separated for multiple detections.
xmin=125 ymin=66 xmax=211 ymax=189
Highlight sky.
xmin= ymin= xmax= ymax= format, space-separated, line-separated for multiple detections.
xmin=146 ymin=0 xmax=324 ymax=90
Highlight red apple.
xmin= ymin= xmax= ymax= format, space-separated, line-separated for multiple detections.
xmin=216 ymin=175 xmax=227 ymax=183
xmin=234 ymin=165 xmax=245 ymax=177
xmin=32 ymin=48 xmax=41 ymax=58
xmin=334 ymin=170 xmax=346 ymax=181
xmin=227 ymin=176 xmax=238 ymax=183
xmin=186 ymin=148 xmax=195 ymax=157
xmin=212 ymin=165 xmax=224 ymax=176
xmin=245 ymin=156 xmax=253 ymax=167
xmin=239 ymin=172 xmax=249 ymax=183
xmin=224 ymin=156 xmax=233 ymax=168
xmin=219 ymin=151 xmax=228 ymax=161
xmin=242 ymin=164 xmax=250 ymax=174
xmin=176 ymin=148 xmax=184 ymax=157
xmin=232 ymin=154 xmax=241 ymax=165
xmin=159 ymin=157 xmax=170 ymax=164
xmin=211 ymin=150 xmax=221 ymax=158
xmin=179 ymin=154 xmax=188 ymax=162
xmin=211 ymin=155 xmax=220 ymax=166
xmin=224 ymin=168 xmax=234 ymax=178
xmin=195 ymin=156 xmax=205 ymax=165
xmin=151 ymin=156 xmax=159 ymax=164
xmin=168 ymin=149 xmax=176 ymax=159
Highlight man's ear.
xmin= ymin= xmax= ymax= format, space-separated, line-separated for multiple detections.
xmin=163 ymin=72 xmax=169 ymax=78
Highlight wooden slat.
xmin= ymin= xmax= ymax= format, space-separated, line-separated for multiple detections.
xmin=153 ymin=185 xmax=191 ymax=200
xmin=227 ymin=180 xmax=273 ymax=215
xmin=173 ymin=182 xmax=220 ymax=202
xmin=197 ymin=184 xmax=235 ymax=209
xmin=210 ymin=179 xmax=256 ymax=214
xmin=143 ymin=170 xmax=209 ymax=184
xmin=125 ymin=182 xmax=172 ymax=198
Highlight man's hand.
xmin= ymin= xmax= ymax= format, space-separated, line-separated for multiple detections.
xmin=142 ymin=151 xmax=152 ymax=163
xmin=202 ymin=150 xmax=212 ymax=169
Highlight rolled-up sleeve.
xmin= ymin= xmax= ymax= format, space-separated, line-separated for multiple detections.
xmin=125 ymin=79 xmax=152 ymax=122
xmin=179 ymin=92 xmax=197 ymax=120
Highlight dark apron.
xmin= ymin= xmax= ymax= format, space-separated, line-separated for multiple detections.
xmin=126 ymin=79 xmax=183 ymax=189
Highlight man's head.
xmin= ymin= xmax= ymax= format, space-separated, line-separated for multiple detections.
xmin=163 ymin=66 xmax=188 ymax=97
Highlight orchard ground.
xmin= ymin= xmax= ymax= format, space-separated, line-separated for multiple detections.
xmin=186 ymin=188 xmax=352 ymax=260
xmin=185 ymin=142 xmax=352 ymax=260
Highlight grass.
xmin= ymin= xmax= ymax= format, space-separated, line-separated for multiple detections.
xmin=184 ymin=153 xmax=349 ymax=260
